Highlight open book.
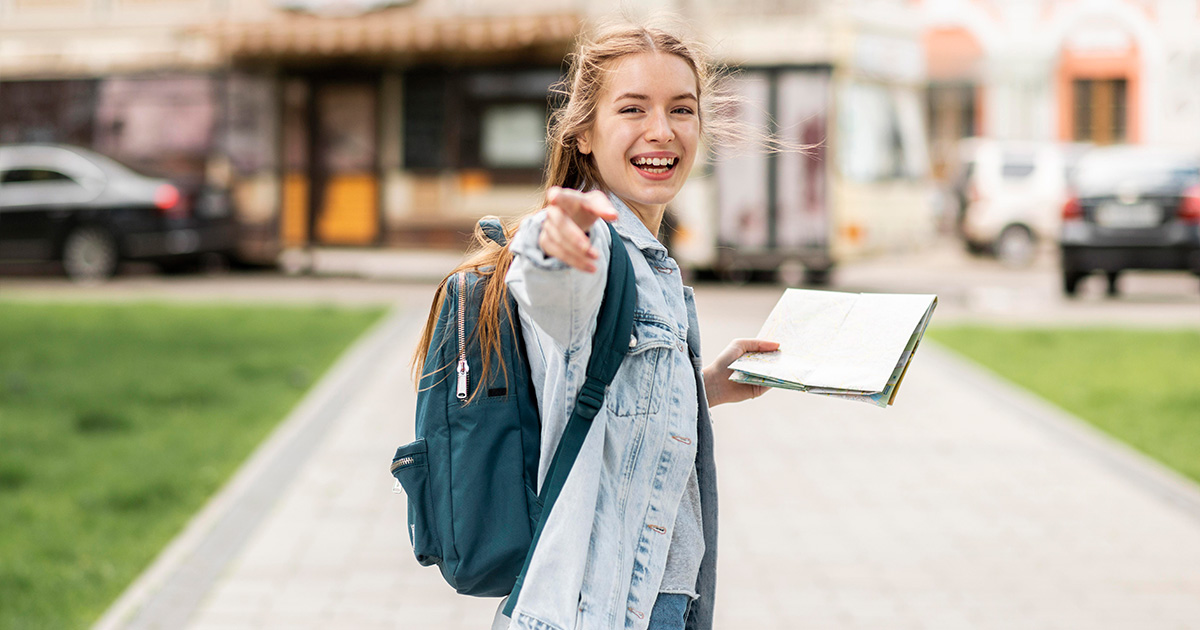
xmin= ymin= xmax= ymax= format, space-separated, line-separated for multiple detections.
xmin=728 ymin=289 xmax=937 ymax=407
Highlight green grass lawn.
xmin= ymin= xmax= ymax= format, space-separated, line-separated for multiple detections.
xmin=0 ymin=301 xmax=385 ymax=630
xmin=930 ymin=327 xmax=1200 ymax=485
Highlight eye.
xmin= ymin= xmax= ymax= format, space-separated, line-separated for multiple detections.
xmin=672 ymin=106 xmax=696 ymax=115
xmin=619 ymin=106 xmax=643 ymax=114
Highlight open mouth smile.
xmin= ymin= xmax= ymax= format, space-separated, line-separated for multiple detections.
xmin=630 ymin=155 xmax=678 ymax=175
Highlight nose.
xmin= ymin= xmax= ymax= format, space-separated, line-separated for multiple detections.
xmin=644 ymin=109 xmax=674 ymax=144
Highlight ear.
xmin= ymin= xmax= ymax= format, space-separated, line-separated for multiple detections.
xmin=577 ymin=129 xmax=592 ymax=155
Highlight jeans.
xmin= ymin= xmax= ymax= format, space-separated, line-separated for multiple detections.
xmin=646 ymin=593 xmax=690 ymax=630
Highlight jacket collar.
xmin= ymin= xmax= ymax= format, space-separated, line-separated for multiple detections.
xmin=607 ymin=192 xmax=668 ymax=260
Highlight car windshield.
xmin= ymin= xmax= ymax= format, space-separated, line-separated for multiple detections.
xmin=1000 ymin=150 xmax=1037 ymax=179
xmin=1076 ymin=153 xmax=1200 ymax=193
xmin=1002 ymin=161 xmax=1035 ymax=179
xmin=69 ymin=148 xmax=163 ymax=180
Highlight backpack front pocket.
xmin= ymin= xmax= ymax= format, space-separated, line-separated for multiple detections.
xmin=390 ymin=439 xmax=442 ymax=567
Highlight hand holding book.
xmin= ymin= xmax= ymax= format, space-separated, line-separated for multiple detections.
xmin=727 ymin=289 xmax=937 ymax=407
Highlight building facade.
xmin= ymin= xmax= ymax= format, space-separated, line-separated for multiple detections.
xmin=1 ymin=0 xmax=933 ymax=270
xmin=1 ymin=0 xmax=614 ymax=260
xmin=919 ymin=0 xmax=1200 ymax=178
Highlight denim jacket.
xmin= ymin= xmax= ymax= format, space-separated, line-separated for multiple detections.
xmin=501 ymin=194 xmax=719 ymax=630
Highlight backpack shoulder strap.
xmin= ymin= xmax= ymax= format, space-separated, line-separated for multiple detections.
xmin=503 ymin=221 xmax=637 ymax=615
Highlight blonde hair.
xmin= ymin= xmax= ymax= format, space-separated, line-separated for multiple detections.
xmin=413 ymin=18 xmax=773 ymax=391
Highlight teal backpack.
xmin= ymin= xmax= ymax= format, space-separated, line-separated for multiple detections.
xmin=390 ymin=219 xmax=636 ymax=606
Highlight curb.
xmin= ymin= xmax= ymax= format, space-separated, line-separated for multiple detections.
xmin=91 ymin=305 xmax=416 ymax=630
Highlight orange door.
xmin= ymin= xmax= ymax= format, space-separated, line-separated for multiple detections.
xmin=281 ymin=79 xmax=310 ymax=247
xmin=280 ymin=78 xmax=380 ymax=247
xmin=312 ymin=82 xmax=379 ymax=245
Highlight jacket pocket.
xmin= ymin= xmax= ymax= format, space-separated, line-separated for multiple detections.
xmin=607 ymin=316 xmax=680 ymax=417
xmin=391 ymin=438 xmax=442 ymax=566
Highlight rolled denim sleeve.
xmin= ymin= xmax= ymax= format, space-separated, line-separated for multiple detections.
xmin=505 ymin=210 xmax=610 ymax=353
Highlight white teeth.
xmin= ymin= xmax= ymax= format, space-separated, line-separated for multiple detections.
xmin=633 ymin=157 xmax=674 ymax=167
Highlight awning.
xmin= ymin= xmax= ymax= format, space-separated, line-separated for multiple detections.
xmin=203 ymin=10 xmax=581 ymax=59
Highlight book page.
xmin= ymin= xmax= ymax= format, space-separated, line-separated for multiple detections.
xmin=804 ymin=293 xmax=938 ymax=392
xmin=729 ymin=289 xmax=937 ymax=394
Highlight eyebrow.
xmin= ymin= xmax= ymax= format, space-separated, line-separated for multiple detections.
xmin=614 ymin=92 xmax=698 ymax=102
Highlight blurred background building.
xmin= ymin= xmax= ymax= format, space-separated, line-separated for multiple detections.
xmin=0 ymin=0 xmax=587 ymax=264
xmin=921 ymin=0 xmax=1200 ymax=178
xmin=2 ymin=0 xmax=1195 ymax=276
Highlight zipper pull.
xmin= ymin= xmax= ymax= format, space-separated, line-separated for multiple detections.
xmin=456 ymin=356 xmax=469 ymax=400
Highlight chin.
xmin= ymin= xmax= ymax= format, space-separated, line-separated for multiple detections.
xmin=638 ymin=185 xmax=683 ymax=205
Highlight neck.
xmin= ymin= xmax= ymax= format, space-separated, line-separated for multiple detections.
xmin=622 ymin=198 xmax=665 ymax=237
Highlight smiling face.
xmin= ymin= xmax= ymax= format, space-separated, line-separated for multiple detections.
xmin=578 ymin=51 xmax=700 ymax=230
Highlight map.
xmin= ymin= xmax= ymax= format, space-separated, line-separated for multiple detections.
xmin=728 ymin=289 xmax=937 ymax=407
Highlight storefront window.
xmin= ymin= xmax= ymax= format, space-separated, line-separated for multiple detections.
xmin=93 ymin=76 xmax=217 ymax=180
xmin=0 ymin=80 xmax=97 ymax=146
xmin=402 ymin=68 xmax=557 ymax=177
xmin=403 ymin=72 xmax=449 ymax=171
xmin=224 ymin=73 xmax=278 ymax=176
xmin=318 ymin=84 xmax=377 ymax=174
xmin=1073 ymin=78 xmax=1127 ymax=145
xmin=481 ymin=103 xmax=546 ymax=169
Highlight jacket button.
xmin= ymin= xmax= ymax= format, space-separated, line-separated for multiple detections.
xmin=629 ymin=335 xmax=637 ymax=348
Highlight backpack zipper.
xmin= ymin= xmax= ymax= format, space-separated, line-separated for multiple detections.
xmin=456 ymin=272 xmax=469 ymax=400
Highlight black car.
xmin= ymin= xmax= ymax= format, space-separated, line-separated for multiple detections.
xmin=0 ymin=143 xmax=237 ymax=281
xmin=1060 ymin=146 xmax=1200 ymax=296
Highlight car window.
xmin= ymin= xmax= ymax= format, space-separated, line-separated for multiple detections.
xmin=1001 ymin=163 xmax=1035 ymax=179
xmin=1001 ymin=151 xmax=1036 ymax=179
xmin=1174 ymin=167 xmax=1200 ymax=187
xmin=1077 ymin=157 xmax=1200 ymax=192
xmin=1 ymin=168 xmax=78 ymax=184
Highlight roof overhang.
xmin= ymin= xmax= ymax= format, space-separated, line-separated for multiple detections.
xmin=202 ymin=11 xmax=581 ymax=61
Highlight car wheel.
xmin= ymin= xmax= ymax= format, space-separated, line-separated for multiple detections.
xmin=62 ymin=226 xmax=118 ymax=282
xmin=995 ymin=225 xmax=1036 ymax=268
xmin=1063 ymin=270 xmax=1085 ymax=297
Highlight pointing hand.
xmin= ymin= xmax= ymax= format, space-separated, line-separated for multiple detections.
xmin=538 ymin=187 xmax=619 ymax=273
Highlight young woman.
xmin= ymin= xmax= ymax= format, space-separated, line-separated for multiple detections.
xmin=416 ymin=20 xmax=778 ymax=630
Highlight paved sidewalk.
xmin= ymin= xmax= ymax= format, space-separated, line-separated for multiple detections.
xmin=95 ymin=286 xmax=1200 ymax=630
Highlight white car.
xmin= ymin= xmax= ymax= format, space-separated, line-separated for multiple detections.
xmin=955 ymin=139 xmax=1090 ymax=267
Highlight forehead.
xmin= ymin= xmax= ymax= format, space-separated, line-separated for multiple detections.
xmin=600 ymin=51 xmax=698 ymax=99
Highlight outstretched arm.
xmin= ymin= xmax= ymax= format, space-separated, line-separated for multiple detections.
xmin=702 ymin=339 xmax=780 ymax=407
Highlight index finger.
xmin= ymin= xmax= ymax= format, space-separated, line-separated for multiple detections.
xmin=582 ymin=190 xmax=619 ymax=221
xmin=736 ymin=338 xmax=781 ymax=353
xmin=548 ymin=187 xmax=619 ymax=223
